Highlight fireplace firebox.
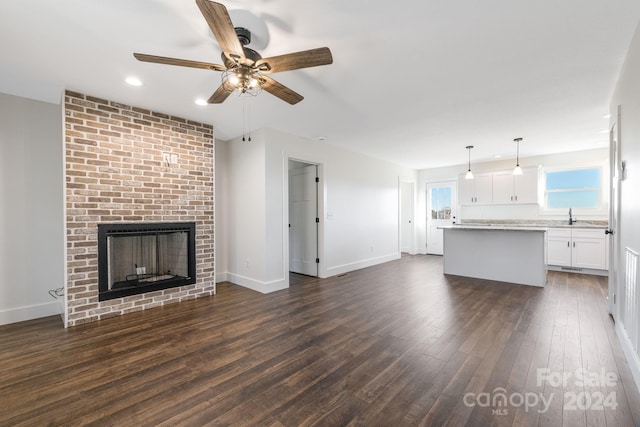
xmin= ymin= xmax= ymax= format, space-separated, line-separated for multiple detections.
xmin=97 ymin=222 xmax=196 ymax=301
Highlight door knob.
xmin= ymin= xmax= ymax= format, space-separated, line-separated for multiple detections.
xmin=605 ymin=229 xmax=614 ymax=235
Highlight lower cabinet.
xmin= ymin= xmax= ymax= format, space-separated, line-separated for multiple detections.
xmin=546 ymin=228 xmax=608 ymax=272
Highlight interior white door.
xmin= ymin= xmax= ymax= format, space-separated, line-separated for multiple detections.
xmin=289 ymin=164 xmax=318 ymax=276
xmin=426 ymin=181 xmax=457 ymax=255
xmin=400 ymin=181 xmax=415 ymax=253
xmin=608 ymin=108 xmax=621 ymax=316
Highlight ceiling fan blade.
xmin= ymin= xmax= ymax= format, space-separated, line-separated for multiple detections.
xmin=260 ymin=76 xmax=304 ymax=105
xmin=195 ymin=0 xmax=245 ymax=63
xmin=134 ymin=53 xmax=226 ymax=71
xmin=255 ymin=47 xmax=333 ymax=74
xmin=208 ymin=84 xmax=232 ymax=104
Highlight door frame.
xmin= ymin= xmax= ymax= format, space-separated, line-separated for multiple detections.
xmin=288 ymin=162 xmax=319 ymax=277
xmin=608 ymin=105 xmax=622 ymax=316
xmin=283 ymin=153 xmax=326 ymax=279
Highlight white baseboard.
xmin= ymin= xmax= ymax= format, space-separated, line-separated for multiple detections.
xmin=401 ymin=247 xmax=424 ymax=255
xmin=216 ymin=271 xmax=230 ymax=283
xmin=224 ymin=273 xmax=288 ymax=294
xmin=0 ymin=301 xmax=63 ymax=326
xmin=547 ymin=265 xmax=608 ymax=276
xmin=325 ymin=252 xmax=401 ymax=277
xmin=220 ymin=253 xmax=401 ymax=293
xmin=615 ymin=322 xmax=640 ymax=396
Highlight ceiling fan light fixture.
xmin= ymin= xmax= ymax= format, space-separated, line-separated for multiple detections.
xmin=221 ymin=67 xmax=263 ymax=97
xmin=228 ymin=73 xmax=240 ymax=86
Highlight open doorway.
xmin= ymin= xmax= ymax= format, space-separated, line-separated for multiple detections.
xmin=288 ymin=160 xmax=319 ymax=277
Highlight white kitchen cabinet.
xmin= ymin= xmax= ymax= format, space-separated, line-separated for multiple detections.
xmin=492 ymin=167 xmax=539 ymax=204
xmin=547 ymin=228 xmax=572 ymax=266
xmin=571 ymin=229 xmax=608 ymax=270
xmin=458 ymin=173 xmax=492 ymax=205
xmin=546 ymin=228 xmax=607 ymax=272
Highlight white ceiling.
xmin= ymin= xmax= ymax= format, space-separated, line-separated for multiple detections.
xmin=1 ymin=0 xmax=639 ymax=169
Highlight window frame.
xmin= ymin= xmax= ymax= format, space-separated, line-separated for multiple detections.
xmin=540 ymin=163 xmax=608 ymax=216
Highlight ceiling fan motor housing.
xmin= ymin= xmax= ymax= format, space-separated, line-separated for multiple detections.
xmin=235 ymin=27 xmax=251 ymax=46
xmin=221 ymin=27 xmax=262 ymax=68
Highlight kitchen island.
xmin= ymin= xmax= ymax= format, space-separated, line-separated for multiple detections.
xmin=440 ymin=225 xmax=547 ymax=287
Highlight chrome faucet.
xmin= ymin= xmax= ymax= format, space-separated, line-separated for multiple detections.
xmin=568 ymin=208 xmax=577 ymax=225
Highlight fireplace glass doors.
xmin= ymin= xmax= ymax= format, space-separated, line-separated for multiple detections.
xmin=98 ymin=222 xmax=196 ymax=301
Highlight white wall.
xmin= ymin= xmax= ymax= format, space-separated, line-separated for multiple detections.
xmin=0 ymin=92 xmax=64 ymax=324
xmin=610 ymin=21 xmax=640 ymax=393
xmin=416 ymin=148 xmax=609 ymax=253
xmin=214 ymin=138 xmax=229 ymax=282
xmin=217 ymin=127 xmax=416 ymax=292
xmin=218 ymin=130 xmax=268 ymax=291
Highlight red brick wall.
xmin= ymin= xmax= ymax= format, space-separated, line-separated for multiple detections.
xmin=64 ymin=91 xmax=215 ymax=326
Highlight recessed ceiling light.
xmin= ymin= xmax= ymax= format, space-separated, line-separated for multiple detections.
xmin=602 ymin=114 xmax=611 ymax=119
xmin=598 ymin=129 xmax=609 ymax=134
xmin=195 ymin=98 xmax=208 ymax=106
xmin=317 ymin=136 xmax=327 ymax=141
xmin=494 ymin=154 xmax=502 ymax=158
xmin=125 ymin=76 xmax=142 ymax=86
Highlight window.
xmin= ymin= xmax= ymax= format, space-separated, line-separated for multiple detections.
xmin=430 ymin=186 xmax=452 ymax=219
xmin=545 ymin=167 xmax=601 ymax=209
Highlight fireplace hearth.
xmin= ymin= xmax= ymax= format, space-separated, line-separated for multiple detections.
xmin=98 ymin=222 xmax=196 ymax=301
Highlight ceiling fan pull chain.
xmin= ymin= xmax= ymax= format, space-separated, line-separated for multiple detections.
xmin=248 ymin=98 xmax=252 ymax=142
xmin=241 ymin=97 xmax=252 ymax=142
xmin=242 ymin=97 xmax=246 ymax=141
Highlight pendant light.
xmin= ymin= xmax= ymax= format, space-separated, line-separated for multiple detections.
xmin=513 ymin=137 xmax=523 ymax=175
xmin=465 ymin=145 xmax=474 ymax=180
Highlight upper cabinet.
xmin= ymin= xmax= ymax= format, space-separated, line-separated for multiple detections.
xmin=492 ymin=167 xmax=539 ymax=204
xmin=459 ymin=173 xmax=492 ymax=205
xmin=458 ymin=166 xmax=539 ymax=206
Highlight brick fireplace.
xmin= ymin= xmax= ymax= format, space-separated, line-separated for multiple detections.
xmin=64 ymin=91 xmax=215 ymax=326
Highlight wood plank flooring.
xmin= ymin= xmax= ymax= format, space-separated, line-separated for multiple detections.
xmin=2 ymin=255 xmax=640 ymax=426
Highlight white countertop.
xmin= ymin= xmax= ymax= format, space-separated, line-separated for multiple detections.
xmin=439 ymin=222 xmax=608 ymax=231
xmin=439 ymin=225 xmax=548 ymax=232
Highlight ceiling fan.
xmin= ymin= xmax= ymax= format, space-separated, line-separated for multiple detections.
xmin=133 ymin=0 xmax=333 ymax=105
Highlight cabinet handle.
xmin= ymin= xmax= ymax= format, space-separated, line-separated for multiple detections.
xmin=510 ymin=196 xmax=513 ymax=201
xmin=573 ymin=241 xmax=576 ymax=248
xmin=567 ymin=241 xmax=570 ymax=247
xmin=515 ymin=195 xmax=518 ymax=201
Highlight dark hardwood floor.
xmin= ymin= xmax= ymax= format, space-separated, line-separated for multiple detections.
xmin=2 ymin=255 xmax=639 ymax=426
